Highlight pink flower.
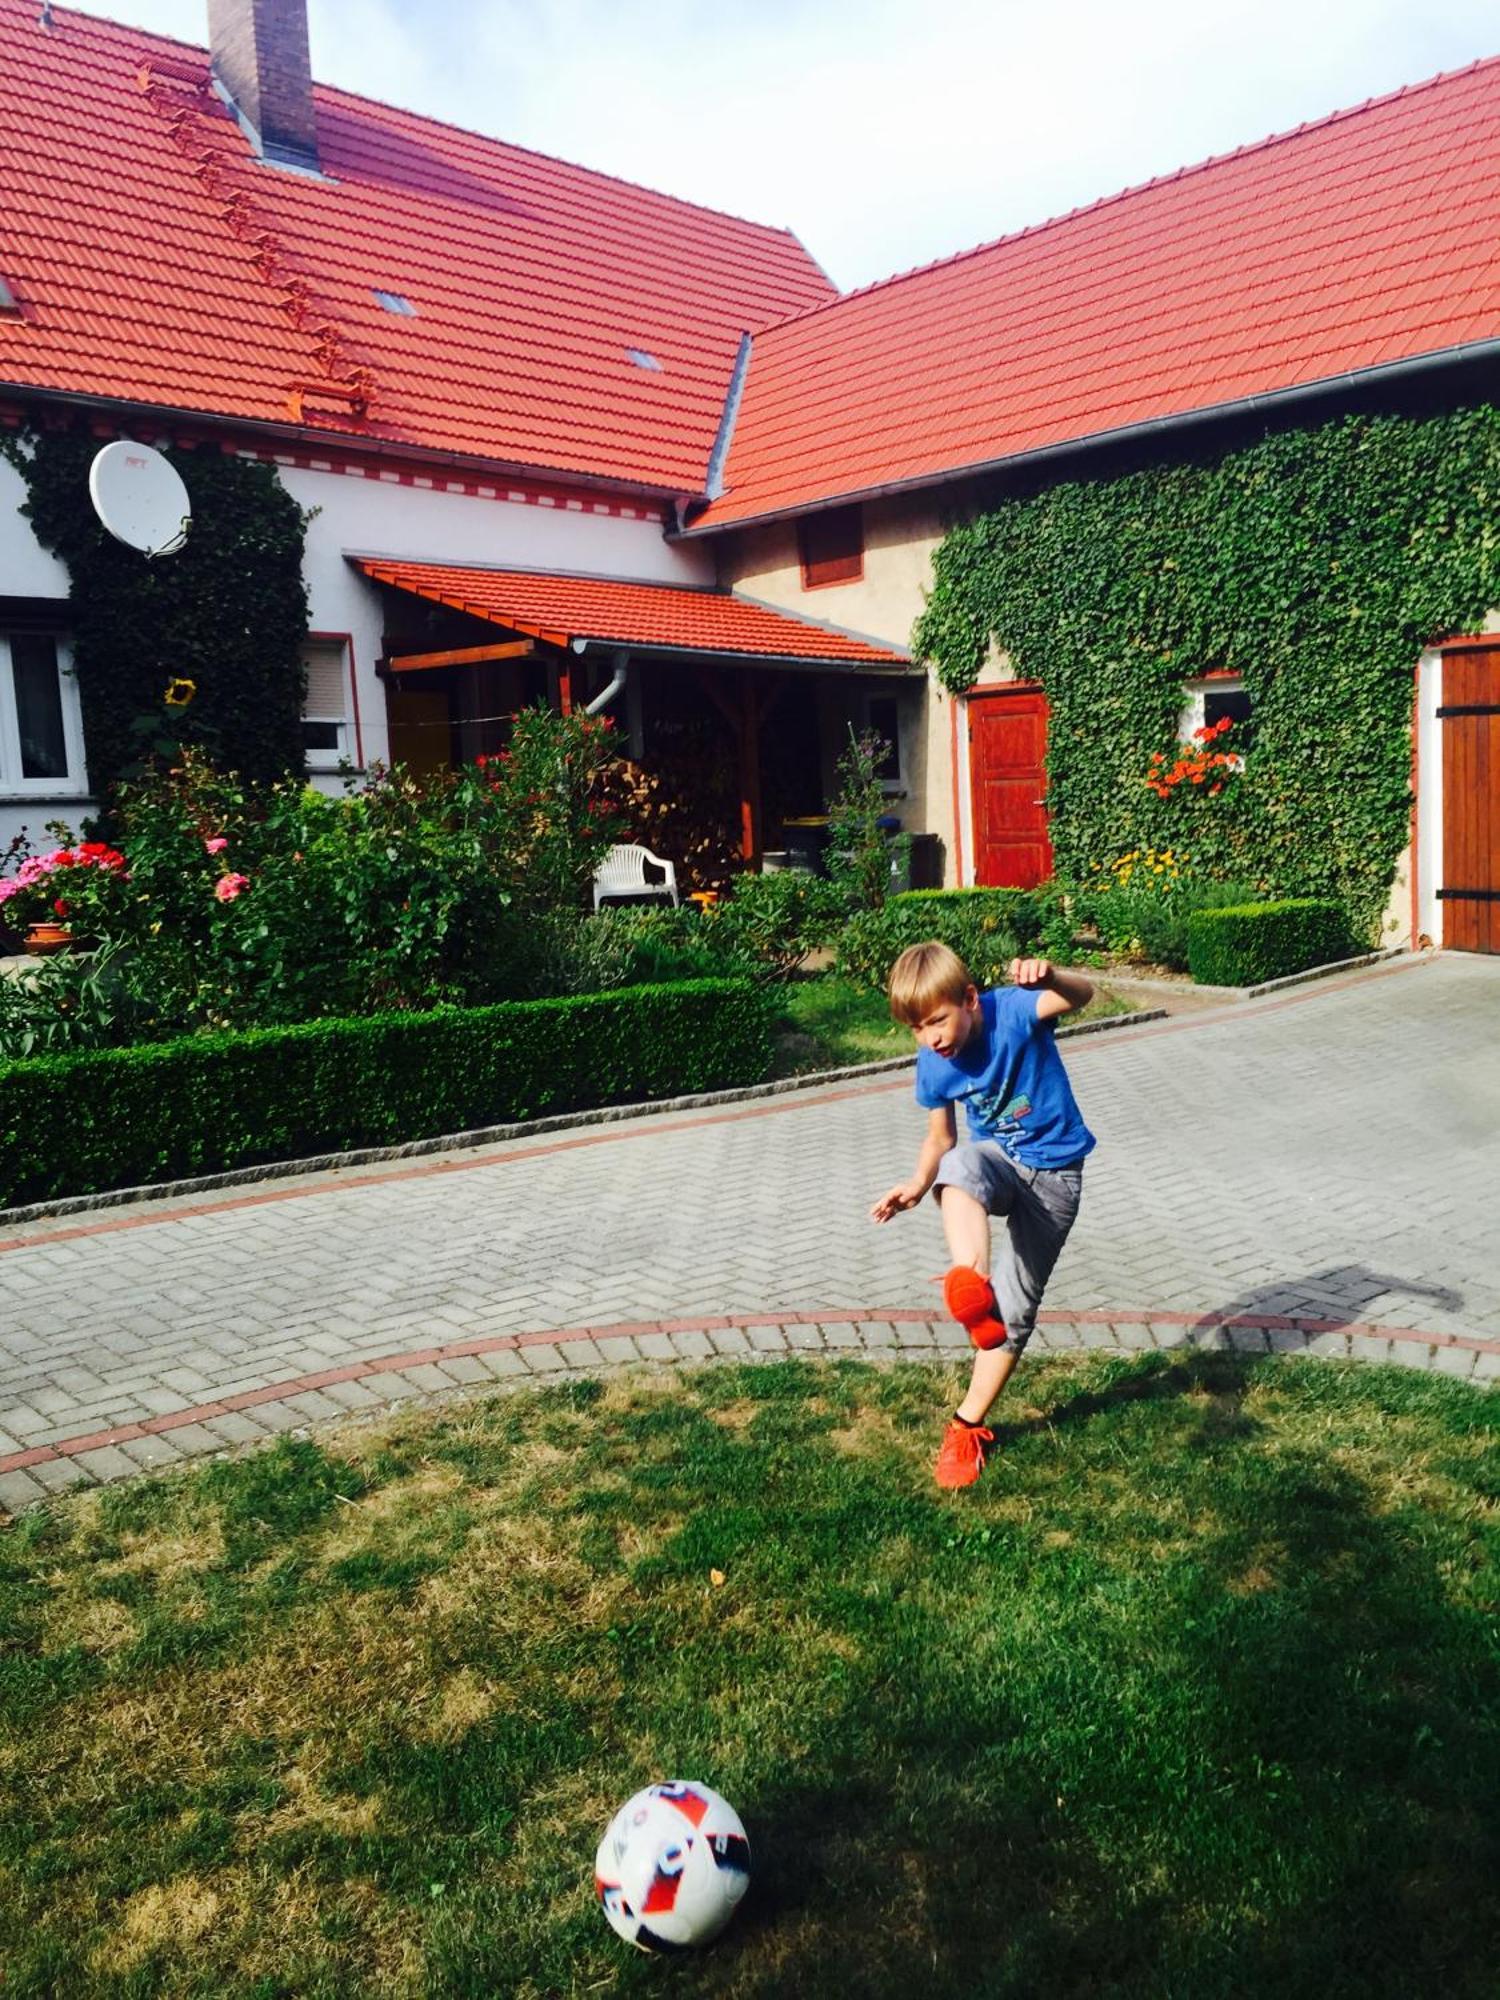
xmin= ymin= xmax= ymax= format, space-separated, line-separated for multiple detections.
xmin=214 ymin=872 xmax=249 ymax=903
xmin=204 ymin=836 xmax=228 ymax=855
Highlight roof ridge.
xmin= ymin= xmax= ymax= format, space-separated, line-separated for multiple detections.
xmin=750 ymin=51 xmax=1500 ymax=338
xmin=38 ymin=0 xmax=831 ymax=267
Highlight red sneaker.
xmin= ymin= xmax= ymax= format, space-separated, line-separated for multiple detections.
xmin=934 ymin=1418 xmax=995 ymax=1488
xmin=942 ymin=1266 xmax=1008 ymax=1350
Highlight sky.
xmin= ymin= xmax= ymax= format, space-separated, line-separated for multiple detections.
xmin=75 ymin=0 xmax=1500 ymax=290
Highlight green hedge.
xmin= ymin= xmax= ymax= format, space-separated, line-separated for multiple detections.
xmin=836 ymin=888 xmax=1044 ymax=990
xmin=1186 ymin=900 xmax=1352 ymax=987
xmin=0 ymin=980 xmax=774 ymax=1208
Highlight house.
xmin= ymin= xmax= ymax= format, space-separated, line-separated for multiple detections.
xmin=3 ymin=0 xmax=1498 ymax=947
xmin=0 ymin=0 xmax=916 ymax=889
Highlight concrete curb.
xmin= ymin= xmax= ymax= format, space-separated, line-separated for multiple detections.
xmin=0 ymin=1005 xmax=1160 ymax=1229
xmin=2 ymin=1301 xmax=1493 ymax=1515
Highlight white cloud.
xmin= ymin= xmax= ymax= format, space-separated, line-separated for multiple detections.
xmin=74 ymin=0 xmax=1500 ymax=287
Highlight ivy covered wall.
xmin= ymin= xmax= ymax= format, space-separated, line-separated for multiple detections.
xmin=2 ymin=424 xmax=310 ymax=802
xmin=912 ymin=403 xmax=1500 ymax=934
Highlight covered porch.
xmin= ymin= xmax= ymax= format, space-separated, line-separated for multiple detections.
xmin=352 ymin=557 xmax=932 ymax=891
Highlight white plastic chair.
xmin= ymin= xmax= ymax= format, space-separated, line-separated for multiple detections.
xmin=591 ymin=842 xmax=680 ymax=910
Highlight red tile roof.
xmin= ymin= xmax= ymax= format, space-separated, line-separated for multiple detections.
xmin=0 ymin=0 xmax=833 ymax=492
xmin=688 ymin=56 xmax=1500 ymax=531
xmin=353 ymin=558 xmax=911 ymax=666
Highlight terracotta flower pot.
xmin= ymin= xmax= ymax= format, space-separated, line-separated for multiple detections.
xmin=23 ymin=921 xmax=74 ymax=955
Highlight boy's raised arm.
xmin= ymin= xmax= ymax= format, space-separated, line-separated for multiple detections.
xmin=1010 ymin=957 xmax=1093 ymax=1022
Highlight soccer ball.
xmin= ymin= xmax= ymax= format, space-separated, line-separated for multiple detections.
xmin=594 ymin=1780 xmax=751 ymax=1951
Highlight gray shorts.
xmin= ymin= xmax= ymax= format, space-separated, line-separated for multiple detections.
xmin=931 ymin=1143 xmax=1084 ymax=1353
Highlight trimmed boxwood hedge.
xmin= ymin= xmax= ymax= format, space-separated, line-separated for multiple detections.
xmin=836 ymin=888 xmax=1044 ymax=990
xmin=0 ymin=980 xmax=774 ymax=1209
xmin=1186 ymin=900 xmax=1352 ymax=988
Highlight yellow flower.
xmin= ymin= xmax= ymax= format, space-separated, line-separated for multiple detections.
xmin=164 ymin=677 xmax=196 ymax=708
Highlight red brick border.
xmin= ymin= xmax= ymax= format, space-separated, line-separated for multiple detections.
xmin=3 ymin=1305 xmax=1495 ymax=1478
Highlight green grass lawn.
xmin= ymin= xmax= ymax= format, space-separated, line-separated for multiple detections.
xmin=771 ymin=974 xmax=1139 ymax=1077
xmin=1 ymin=1353 xmax=1496 ymax=1999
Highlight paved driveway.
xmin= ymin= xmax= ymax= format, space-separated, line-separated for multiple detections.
xmin=2 ymin=951 xmax=1497 ymax=1508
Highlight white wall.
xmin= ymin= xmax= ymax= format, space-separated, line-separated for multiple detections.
xmin=0 ymin=455 xmax=711 ymax=853
xmin=282 ymin=464 xmax=710 ymax=772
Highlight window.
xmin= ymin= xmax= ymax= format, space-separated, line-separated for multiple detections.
xmin=302 ymin=638 xmax=353 ymax=770
xmin=798 ymin=504 xmax=863 ymax=589
xmin=863 ymin=693 xmax=904 ymax=790
xmin=1180 ymin=673 xmax=1253 ymax=752
xmin=0 ymin=631 xmax=86 ymax=796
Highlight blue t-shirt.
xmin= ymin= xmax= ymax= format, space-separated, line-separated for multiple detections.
xmin=915 ymin=987 xmax=1096 ymax=1169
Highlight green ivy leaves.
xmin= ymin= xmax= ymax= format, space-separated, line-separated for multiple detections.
xmin=913 ymin=405 xmax=1500 ymax=932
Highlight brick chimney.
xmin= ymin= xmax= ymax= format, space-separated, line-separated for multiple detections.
xmin=208 ymin=0 xmax=319 ymax=171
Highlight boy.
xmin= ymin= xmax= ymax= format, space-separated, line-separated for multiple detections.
xmin=871 ymin=942 xmax=1096 ymax=1488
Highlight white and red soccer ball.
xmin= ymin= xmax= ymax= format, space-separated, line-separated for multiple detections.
xmin=594 ymin=1780 xmax=751 ymax=1951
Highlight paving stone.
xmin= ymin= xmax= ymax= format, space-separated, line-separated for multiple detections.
xmin=894 ymin=1324 xmax=934 ymax=1348
xmin=438 ymin=1354 xmax=500 ymax=1385
xmin=932 ymin=1321 xmax=969 ymax=1349
xmin=117 ymin=1433 xmax=183 ymax=1469
xmin=29 ymin=1455 xmax=97 ymax=1494
xmin=1433 ymin=1345 xmax=1477 ymax=1380
xmin=1306 ymin=1331 xmax=1351 ymax=1358
xmin=201 ymin=1411 xmax=272 ymax=1447
xmin=1111 ymin=1322 xmax=1154 ymax=1350
xmin=633 ymin=1333 xmax=676 ymax=1362
xmin=283 ymin=1390 xmax=350 ymax=1424
xmin=357 ymin=1370 xmax=418 ymax=1404
xmin=1388 ymin=1342 xmax=1434 ymax=1371
xmin=1471 ymin=1349 xmax=1500 ymax=1383
xmin=521 ymin=1343 xmax=566 ymax=1373
xmin=819 ymin=1323 xmax=861 ymax=1349
xmin=745 ymin=1326 xmax=788 ymax=1352
xmin=669 ymin=1331 xmax=714 ymax=1361
xmin=72 ymin=1445 xmax=146 ymax=1483
xmin=856 ymin=1321 xmax=897 ymax=1348
xmin=1266 ymin=1330 xmax=1308 ymax=1354
xmin=398 ymin=1364 xmax=458 ymax=1395
xmin=709 ymin=1328 xmax=752 ymax=1356
xmin=785 ymin=1324 xmax=823 ymax=1350
xmin=472 ymin=1348 xmax=534 ymax=1380
xmin=321 ymin=1379 xmax=385 ymax=1411
xmin=0 ymin=1468 xmax=48 ymax=1514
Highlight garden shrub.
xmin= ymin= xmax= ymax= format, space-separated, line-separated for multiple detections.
xmin=1186 ymin=900 xmax=1353 ymax=987
xmin=704 ymin=871 xmax=845 ymax=981
xmin=0 ymin=980 xmax=774 ymax=1207
xmin=836 ymin=888 xmax=1042 ymax=990
xmin=1076 ymin=872 xmax=1265 ymax=970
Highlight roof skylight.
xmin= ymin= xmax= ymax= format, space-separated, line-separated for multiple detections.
xmin=625 ymin=346 xmax=663 ymax=372
xmin=372 ymin=289 xmax=417 ymax=316
xmin=0 ymin=277 xmax=19 ymax=315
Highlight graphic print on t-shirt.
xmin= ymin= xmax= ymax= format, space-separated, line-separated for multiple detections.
xmin=966 ymin=1088 xmax=1032 ymax=1153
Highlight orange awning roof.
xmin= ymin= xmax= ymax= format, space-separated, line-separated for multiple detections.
xmin=352 ymin=558 xmax=912 ymax=670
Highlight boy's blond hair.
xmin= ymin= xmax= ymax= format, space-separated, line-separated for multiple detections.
xmin=887 ymin=940 xmax=975 ymax=1024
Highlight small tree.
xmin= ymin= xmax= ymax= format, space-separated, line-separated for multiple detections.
xmin=826 ymin=727 xmax=909 ymax=912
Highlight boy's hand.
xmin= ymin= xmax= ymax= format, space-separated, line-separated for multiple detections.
xmin=870 ymin=1182 xmax=925 ymax=1224
xmin=1009 ymin=957 xmax=1055 ymax=988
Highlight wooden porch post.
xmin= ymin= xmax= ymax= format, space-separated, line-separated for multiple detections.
xmin=739 ymin=668 xmax=762 ymax=867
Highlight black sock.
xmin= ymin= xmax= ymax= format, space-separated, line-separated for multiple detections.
xmin=954 ymin=1411 xmax=985 ymax=1428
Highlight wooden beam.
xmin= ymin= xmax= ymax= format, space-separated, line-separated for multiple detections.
xmin=739 ymin=667 xmax=762 ymax=867
xmin=386 ymin=640 xmax=535 ymax=672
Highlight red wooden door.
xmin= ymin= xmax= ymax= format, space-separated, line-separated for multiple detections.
xmin=1440 ymin=644 xmax=1500 ymax=954
xmin=968 ymin=686 xmax=1053 ymax=888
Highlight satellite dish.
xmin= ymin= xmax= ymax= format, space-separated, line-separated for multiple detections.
xmin=88 ymin=441 xmax=191 ymax=557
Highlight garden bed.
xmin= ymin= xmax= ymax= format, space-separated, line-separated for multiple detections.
xmin=1 ymin=1352 xmax=1494 ymax=1997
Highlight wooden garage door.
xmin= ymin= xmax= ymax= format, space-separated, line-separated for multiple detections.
xmin=1440 ymin=643 xmax=1500 ymax=954
xmin=968 ymin=686 xmax=1053 ymax=888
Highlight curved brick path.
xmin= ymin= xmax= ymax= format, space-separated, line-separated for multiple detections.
xmin=1 ymin=951 xmax=1497 ymax=1509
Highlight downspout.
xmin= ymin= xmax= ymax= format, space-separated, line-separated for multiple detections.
xmin=574 ymin=641 xmax=630 ymax=716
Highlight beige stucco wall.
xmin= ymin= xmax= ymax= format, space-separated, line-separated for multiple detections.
xmin=713 ymin=494 xmax=970 ymax=881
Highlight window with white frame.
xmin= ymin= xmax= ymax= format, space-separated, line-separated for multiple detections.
xmin=301 ymin=637 xmax=353 ymax=770
xmin=862 ymin=692 xmax=905 ymax=792
xmin=0 ymin=629 xmax=86 ymax=796
xmin=1180 ymin=673 xmax=1253 ymax=753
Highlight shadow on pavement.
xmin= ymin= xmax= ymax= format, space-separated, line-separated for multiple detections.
xmin=1192 ymin=1263 xmax=1464 ymax=1334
